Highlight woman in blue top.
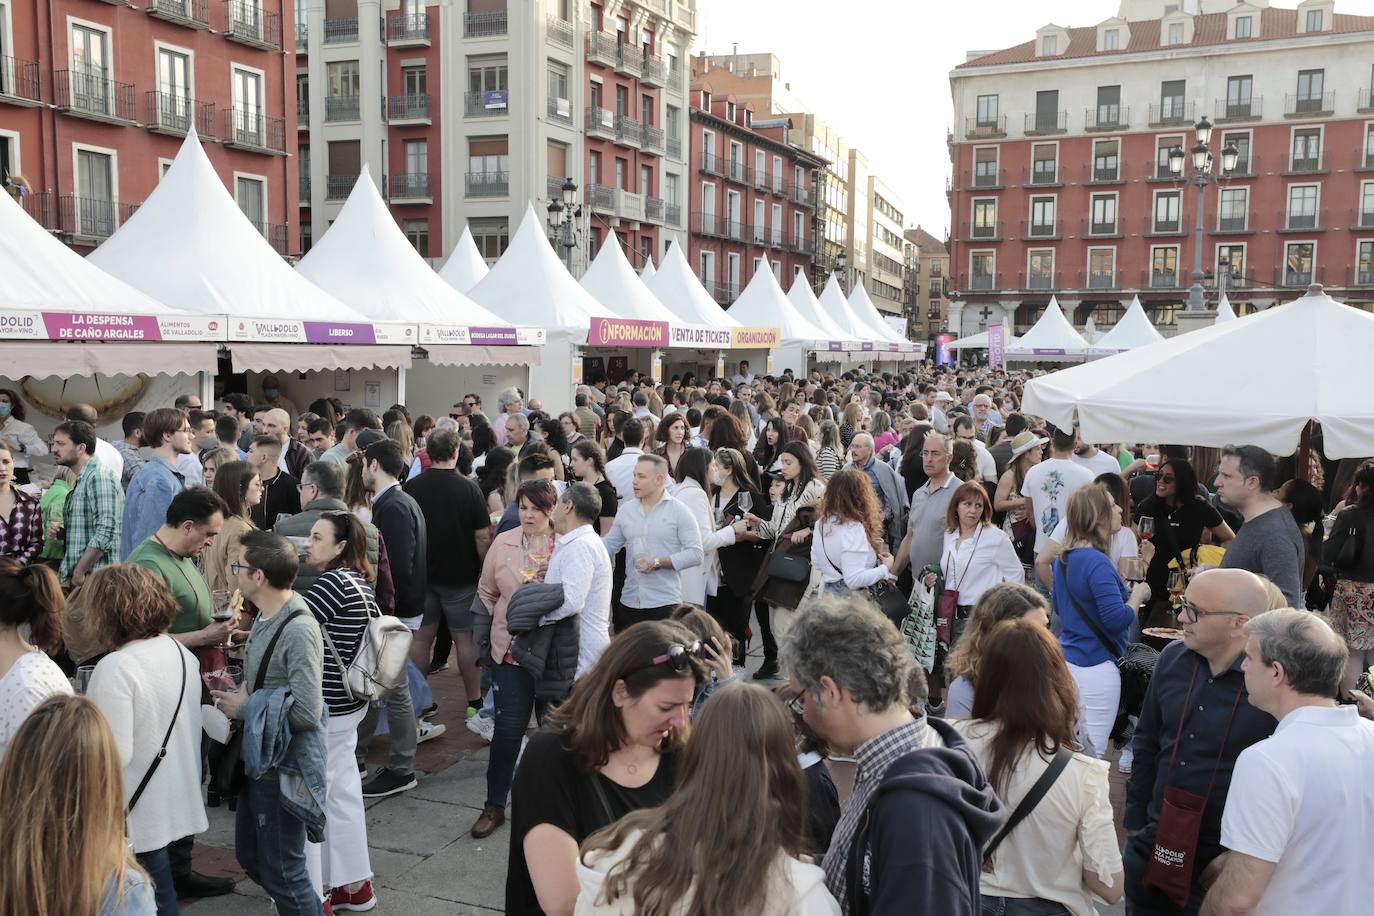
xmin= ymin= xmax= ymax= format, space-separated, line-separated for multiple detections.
xmin=1052 ymin=484 xmax=1151 ymax=758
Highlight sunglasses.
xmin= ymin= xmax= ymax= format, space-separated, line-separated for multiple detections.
xmin=449 ymin=413 xmax=464 ymax=419
xmin=1177 ymin=599 xmax=1245 ymax=622
xmin=636 ymin=642 xmax=705 ymax=675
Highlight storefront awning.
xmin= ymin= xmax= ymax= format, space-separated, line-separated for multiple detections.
xmin=229 ymin=343 xmax=413 ymax=374
xmin=423 ymin=345 xmax=543 ymax=368
xmin=0 ymin=342 xmax=220 ymax=379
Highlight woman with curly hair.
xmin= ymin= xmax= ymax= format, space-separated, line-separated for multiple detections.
xmin=943 ymin=581 xmax=1050 ymax=718
xmin=810 ymin=469 xmax=896 ymax=595
xmin=653 ymin=413 xmax=689 ymax=480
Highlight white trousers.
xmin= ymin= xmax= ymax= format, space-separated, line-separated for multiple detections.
xmin=306 ymin=706 xmax=373 ymax=892
xmin=1067 ymin=660 xmax=1120 ymax=759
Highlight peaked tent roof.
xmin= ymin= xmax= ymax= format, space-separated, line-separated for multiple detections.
xmin=297 ymin=169 xmax=505 ymax=326
xmin=467 ymin=204 xmax=618 ymax=334
xmin=437 ymin=226 xmax=490 ymax=294
xmin=579 ymin=234 xmax=681 ymax=323
xmin=639 ymin=258 xmax=656 ymax=282
xmin=1005 ymin=297 xmax=1090 ymax=359
xmin=88 ymin=131 xmax=369 ymax=322
xmin=725 ymin=259 xmax=827 ymax=342
xmin=1088 ymin=296 xmax=1163 ymax=354
xmin=1215 ymin=293 xmax=1236 ymax=325
xmin=1083 ymin=316 xmax=1100 ymax=343
xmin=949 ymin=329 xmax=1020 ymax=349
xmin=818 ymin=275 xmax=879 ymax=341
xmin=643 ymin=242 xmax=740 ymax=327
xmin=847 ymin=283 xmax=908 ymax=343
xmin=786 ymin=269 xmax=850 ymax=341
xmin=0 ymin=185 xmax=174 ymax=314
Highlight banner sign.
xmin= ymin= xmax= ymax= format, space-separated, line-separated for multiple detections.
xmin=484 ymin=90 xmax=507 ymax=110
xmin=934 ymin=332 xmax=955 ymax=366
xmin=418 ymin=324 xmax=544 ymax=346
xmin=587 ymin=317 xmax=670 ymax=348
xmin=729 ymin=326 xmax=781 ymax=348
xmin=668 ymin=325 xmax=733 ymax=348
xmin=826 ymin=340 xmax=845 ymax=351
xmin=0 ymin=309 xmax=223 ymax=342
xmin=988 ymin=324 xmax=1005 ymax=368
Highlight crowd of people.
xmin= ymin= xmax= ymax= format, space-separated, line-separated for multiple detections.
xmin=0 ymin=362 xmax=1372 ymax=916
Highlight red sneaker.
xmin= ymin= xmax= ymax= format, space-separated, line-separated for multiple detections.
xmin=330 ymin=881 xmax=377 ymax=912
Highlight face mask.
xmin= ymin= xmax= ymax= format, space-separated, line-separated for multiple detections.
xmin=712 ymin=472 xmax=725 ymax=487
xmin=263 ymin=387 xmax=280 ymax=399
xmin=198 ymin=435 xmax=218 ymax=451
xmin=0 ymin=404 xmax=10 ymax=418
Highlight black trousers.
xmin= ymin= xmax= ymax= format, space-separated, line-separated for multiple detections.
xmin=706 ymin=583 xmax=752 ymax=658
xmin=753 ymin=597 xmax=777 ymax=662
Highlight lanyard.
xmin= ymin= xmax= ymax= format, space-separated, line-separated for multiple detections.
xmin=1165 ymin=659 xmax=1245 ymax=797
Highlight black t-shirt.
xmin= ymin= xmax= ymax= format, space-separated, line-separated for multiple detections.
xmin=251 ymin=469 xmax=301 ymax=531
xmin=593 ymin=479 xmax=618 ymax=525
xmin=506 ymin=729 xmax=678 ymax=915
xmin=1136 ymin=494 xmax=1223 ymax=593
xmin=403 ymin=468 xmax=489 ymax=585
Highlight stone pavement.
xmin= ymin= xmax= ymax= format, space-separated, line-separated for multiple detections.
xmin=183 ymin=648 xmax=1126 ymax=914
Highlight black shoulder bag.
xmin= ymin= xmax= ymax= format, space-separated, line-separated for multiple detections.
xmin=981 ymin=748 xmax=1071 ymax=867
xmin=128 ymin=639 xmax=188 ymax=813
xmin=817 ymin=524 xmax=908 ymax=623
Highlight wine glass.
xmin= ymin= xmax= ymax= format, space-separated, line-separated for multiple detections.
xmin=211 ymin=589 xmax=235 ymax=648
xmin=1139 ymin=517 xmax=1155 ymax=543
xmin=1167 ymin=568 xmax=1187 ymax=608
xmin=1119 ymin=556 xmax=1145 ymax=584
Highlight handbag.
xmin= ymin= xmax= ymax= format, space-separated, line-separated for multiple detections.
xmin=212 ymin=608 xmax=305 ymax=798
xmin=816 ymin=524 xmax=907 ymax=623
xmin=982 ymin=748 xmax=1071 ymax=868
xmin=936 ymin=527 xmax=983 ymax=644
xmin=1334 ymin=513 xmax=1365 ymax=571
xmin=1142 ymin=661 xmax=1245 ymax=906
xmin=319 ymin=570 xmax=412 ymax=703
xmin=128 ymin=639 xmax=188 ymax=813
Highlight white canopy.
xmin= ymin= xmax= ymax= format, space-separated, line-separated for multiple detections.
xmin=818 ymin=275 xmax=878 ymax=342
xmin=1087 ymin=296 xmax=1163 ymax=354
xmin=643 ymin=242 xmax=739 ymax=327
xmin=785 ymin=269 xmax=851 ymax=342
xmin=437 ymin=225 xmax=490 ymax=294
xmin=297 ymin=169 xmax=504 ymax=326
xmin=949 ymin=329 xmax=1020 ymax=350
xmin=1022 ymin=287 xmax=1374 ymax=459
xmin=1005 ymin=297 xmax=1090 ymax=361
xmin=639 ymin=258 xmax=656 ymax=282
xmin=89 ymin=131 xmax=368 ymax=322
xmin=579 ymin=234 xmax=680 ymax=323
xmin=467 ymin=204 xmax=616 ymax=334
xmin=725 ymin=260 xmax=828 ymax=342
xmin=1083 ymin=316 xmax=1100 ymax=343
xmin=1215 ymin=293 xmax=1236 ymax=325
xmin=846 ymin=282 xmax=908 ymax=343
xmin=0 ymin=187 xmax=175 ymax=314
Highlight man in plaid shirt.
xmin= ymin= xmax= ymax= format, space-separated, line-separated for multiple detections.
xmin=52 ymin=419 xmax=123 ymax=586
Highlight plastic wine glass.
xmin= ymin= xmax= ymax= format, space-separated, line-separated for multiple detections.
xmin=1139 ymin=517 xmax=1155 ymax=542
xmin=737 ymin=491 xmax=753 ymax=516
xmin=1167 ymin=568 xmax=1187 ymax=607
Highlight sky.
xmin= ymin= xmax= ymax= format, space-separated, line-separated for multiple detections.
xmin=693 ymin=0 xmax=1374 ymax=237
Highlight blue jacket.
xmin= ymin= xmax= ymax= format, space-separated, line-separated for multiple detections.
xmin=1053 ymin=547 xmax=1135 ymax=667
xmin=120 ymin=455 xmax=184 ymax=560
xmin=242 ymin=686 xmax=329 ymax=843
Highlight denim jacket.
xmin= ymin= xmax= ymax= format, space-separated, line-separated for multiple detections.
xmin=242 ymin=686 xmax=329 ymax=843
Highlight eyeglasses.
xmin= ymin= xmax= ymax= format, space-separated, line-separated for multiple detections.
xmin=177 ymin=426 xmax=193 ymax=433
xmin=229 ymin=561 xmax=258 ymax=576
xmin=1176 ymin=599 xmax=1245 ymax=622
xmin=1158 ymin=475 xmax=1176 ymax=483
xmin=450 ymin=413 xmax=464 ymax=419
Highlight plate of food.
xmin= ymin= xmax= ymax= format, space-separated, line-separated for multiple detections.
xmin=1143 ymin=627 xmax=1184 ymax=641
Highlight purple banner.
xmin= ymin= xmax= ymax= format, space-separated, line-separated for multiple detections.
xmin=1031 ymin=347 xmax=1066 ymax=355
xmin=469 ymin=326 xmax=518 ymax=346
xmin=987 ymin=324 xmax=1005 ymax=368
xmin=42 ymin=312 xmax=163 ymax=341
xmin=303 ymin=322 xmax=378 ymax=344
xmin=861 ymin=341 xmax=874 ymax=351
xmin=827 ymin=341 xmax=844 ymax=351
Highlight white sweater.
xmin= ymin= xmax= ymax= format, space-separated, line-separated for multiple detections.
xmin=87 ymin=636 xmax=207 ymax=854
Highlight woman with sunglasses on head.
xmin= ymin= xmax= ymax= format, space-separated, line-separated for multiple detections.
xmin=575 ymin=682 xmax=840 ymax=916
xmin=507 ymin=620 xmax=705 ymax=916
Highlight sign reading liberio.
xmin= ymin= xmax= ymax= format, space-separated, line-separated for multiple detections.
xmin=587 ymin=317 xmax=670 ymax=348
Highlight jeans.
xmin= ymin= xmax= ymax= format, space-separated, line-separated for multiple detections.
xmin=355 ymin=679 xmax=417 ymax=776
xmin=485 ymin=661 xmax=540 ymax=809
xmin=235 ymin=771 xmax=323 ymax=916
xmin=980 ymin=896 xmax=1070 ymax=915
xmin=135 ymin=846 xmax=180 ymax=916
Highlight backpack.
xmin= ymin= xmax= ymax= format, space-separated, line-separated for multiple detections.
xmin=319 ymin=570 xmax=413 ymax=702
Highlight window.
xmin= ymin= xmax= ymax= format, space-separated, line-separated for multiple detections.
xmin=1287 ymin=184 xmax=1318 ymax=228
xmin=728 ymin=140 xmax=743 ymax=181
xmin=300 ymin=223 xmax=312 ymax=254
xmin=1027 ymin=250 xmax=1054 ymax=289
xmin=614 ymin=84 xmax=627 ymax=116
xmin=70 ymin=24 xmax=109 ymax=114
xmin=771 ymin=203 xmax=782 ymax=244
xmin=1093 ymin=139 xmax=1119 ymax=181
xmin=1284 ymin=241 xmax=1314 ymax=285
xmin=231 ymin=67 xmax=263 ymax=140
xmin=1090 ymin=193 xmax=1117 ymax=234
xmin=641 ymin=93 xmax=653 ymax=126
xmin=1153 ymin=191 xmax=1181 ymax=233
xmin=664 ymin=172 xmax=679 ymax=206
xmin=1031 ymin=143 xmax=1057 ymax=184
xmin=698 ymin=250 xmax=716 ymax=285
xmin=1358 ymin=241 xmax=1374 ymax=284
xmin=154 ymin=47 xmax=191 ymax=130
xmin=754 ymin=149 xmax=765 ymax=187
xmin=404 ymin=138 xmax=427 ymax=175
xmin=1219 ymin=187 xmax=1249 ymax=230
xmin=640 ymin=164 xmax=651 ymax=198
xmin=975 ymin=94 xmax=999 ymax=127
xmin=470 ymin=217 xmax=509 ymax=259
xmin=1040 ymin=35 xmax=1056 ymax=55
xmin=973 ymin=147 xmax=998 ymax=186
xmin=1234 ymin=15 xmax=1252 ymax=38
xmin=1088 ymin=248 xmax=1115 ymax=288
xmin=546 ymin=61 xmax=568 ymax=106
xmin=1224 ymin=132 xmax=1251 ymax=172
xmin=295 ymin=72 xmax=309 ymax=116
xmin=614 ymin=157 xmax=626 ymax=190
xmin=1167 ymin=22 xmax=1185 ymax=45
xmin=1096 ymin=85 xmax=1120 ymax=126
xmin=547 ymin=140 xmax=567 ymax=186
xmin=1103 ymin=28 xmax=1119 ymax=50
xmin=1291 ymin=128 xmax=1321 ymax=171
xmin=971 ymin=198 xmax=997 ymax=238
xmin=1296 ymin=69 xmax=1325 ymax=112
xmin=794 ymin=210 xmax=805 ymax=244
xmin=666 ymin=104 xmax=680 ymax=146
xmin=640 ymin=236 xmax=652 ymax=268
xmin=74 ymin=147 xmax=114 ymax=237
xmin=753 ymin=198 xmax=765 ymax=243
xmin=1306 ymin=9 xmax=1324 ymax=32
xmin=970 ymin=251 xmax=995 ymax=289
xmin=400 ymin=65 xmax=425 ymax=98
xmin=403 ymin=219 xmax=429 ymax=257
xmin=772 ymin=155 xmax=783 ymax=192
xmin=725 ymin=189 xmax=741 ymax=238
xmin=326 ymin=60 xmax=359 ymax=96
xmin=1218 ymin=244 xmax=1245 ymax=284
xmin=1156 ymin=135 xmax=1184 ymax=178
xmin=1226 ymin=75 xmax=1253 ymax=118
xmin=726 ymin=252 xmax=741 ymax=293
xmin=468 ymin=60 xmax=508 ymax=96
xmin=1029 ymin=196 xmax=1056 ymax=236
xmin=1150 ymin=246 xmax=1178 ymax=287
xmin=1033 ymin=90 xmax=1060 ymax=132
xmin=235 ymin=176 xmax=266 ymax=231
xmin=1366 ymin=124 xmax=1374 ymax=168
xmin=1160 ymin=80 xmax=1187 ymax=121
xmin=1362 ymin=181 xmax=1374 ymax=226
xmin=701 ymin=129 xmax=715 ymax=163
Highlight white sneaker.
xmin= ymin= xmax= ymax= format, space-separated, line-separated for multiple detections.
xmin=1118 ymin=745 xmax=1134 ymax=774
xmin=466 ymin=713 xmax=495 ymax=743
xmin=417 ymin=719 xmax=447 ymax=744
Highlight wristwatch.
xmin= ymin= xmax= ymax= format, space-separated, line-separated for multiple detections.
xmin=652 ymin=558 xmax=661 ymax=570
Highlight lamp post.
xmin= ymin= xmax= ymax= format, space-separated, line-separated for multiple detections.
xmin=546 ymin=177 xmax=581 ymax=274
xmin=1168 ymin=116 xmax=1239 ymax=312
xmin=834 ymin=248 xmax=849 ymax=295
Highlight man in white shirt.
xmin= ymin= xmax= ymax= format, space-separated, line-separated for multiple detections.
xmin=605 ymin=419 xmax=646 ymax=501
xmin=1202 ymin=609 xmax=1374 ymax=916
xmin=731 ymin=360 xmax=755 ymax=387
xmin=1073 ymin=439 xmax=1122 ymax=478
xmin=543 ymin=483 xmax=613 ymax=677
xmin=1021 ymin=427 xmax=1095 ymax=556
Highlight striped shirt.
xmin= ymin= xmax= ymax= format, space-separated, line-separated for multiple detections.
xmin=301 ymin=568 xmax=373 ymax=716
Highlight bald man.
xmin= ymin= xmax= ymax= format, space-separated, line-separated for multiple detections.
xmin=1123 ymin=568 xmax=1278 ymax=915
xmin=259 ymin=407 xmax=313 ymax=479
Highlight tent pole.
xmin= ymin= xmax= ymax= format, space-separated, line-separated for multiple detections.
xmin=1297 ymin=421 xmax=1312 ymax=483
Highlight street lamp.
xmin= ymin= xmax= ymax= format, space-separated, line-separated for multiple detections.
xmin=546 ymin=177 xmax=582 ymax=274
xmin=834 ymin=248 xmax=849 ymax=294
xmin=1168 ymin=115 xmax=1240 ymax=312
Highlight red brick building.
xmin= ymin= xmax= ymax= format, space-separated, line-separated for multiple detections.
xmin=1 ymin=0 xmax=296 ymax=253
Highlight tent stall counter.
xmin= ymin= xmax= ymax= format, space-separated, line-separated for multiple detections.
xmin=644 ymin=242 xmax=750 ymax=383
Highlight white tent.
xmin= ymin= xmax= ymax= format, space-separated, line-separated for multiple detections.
xmin=1023 ymin=287 xmax=1374 ymax=458
xmin=847 ymin=282 xmax=908 ymax=343
xmin=89 ymin=131 xmax=369 ymax=324
xmin=643 ymin=242 xmax=739 ymax=327
xmin=725 ymin=260 xmax=828 ymax=343
xmin=1004 ymin=297 xmax=1090 ymax=361
xmin=786 ymin=268 xmax=852 ymax=343
xmin=1215 ymin=293 xmax=1236 ymax=325
xmin=639 ymin=258 xmax=657 ymax=282
xmin=1086 ymin=296 xmax=1164 ymax=355
xmin=297 ymin=169 xmax=505 ymax=326
xmin=437 ymin=225 xmax=490 ymax=294
xmin=949 ymin=329 xmax=1020 ymax=350
xmin=818 ymin=275 xmax=879 ymax=342
xmin=1084 ymin=316 xmax=1100 ymax=343
xmin=580 ymin=234 xmax=681 ymax=323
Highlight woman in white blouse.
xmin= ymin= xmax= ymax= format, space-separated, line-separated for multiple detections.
xmin=923 ymin=481 xmax=1024 ymax=636
xmin=0 ymin=389 xmax=49 ymax=485
xmin=951 ymin=619 xmax=1123 ymax=916
xmin=811 ymin=469 xmax=897 ymax=595
xmin=0 ymin=559 xmax=71 ymax=761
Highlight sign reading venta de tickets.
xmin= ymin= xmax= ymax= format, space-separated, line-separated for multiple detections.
xmin=587 ymin=318 xmax=781 ymax=350
xmin=0 ymin=309 xmax=224 ymax=341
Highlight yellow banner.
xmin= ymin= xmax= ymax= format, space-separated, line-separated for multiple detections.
xmin=730 ymin=326 xmax=781 ymax=348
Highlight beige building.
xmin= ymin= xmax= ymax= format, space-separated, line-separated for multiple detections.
xmin=905 ymin=226 xmax=950 ymax=344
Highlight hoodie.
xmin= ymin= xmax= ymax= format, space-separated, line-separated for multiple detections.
xmin=845 ymin=718 xmax=1005 ymax=916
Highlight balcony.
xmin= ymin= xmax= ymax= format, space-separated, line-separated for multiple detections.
xmin=1084 ymin=106 xmax=1128 ymax=131
xmin=326 ymin=175 xmax=355 ymax=200
xmin=546 ymin=175 xmax=569 ymax=199
xmin=1085 ymin=162 xmax=1125 ymax=184
xmin=699 ymin=152 xmax=725 ymax=177
xmin=295 ymin=23 xmax=307 ymax=51
xmin=546 ymin=15 xmax=574 ymax=50
xmin=465 ymin=90 xmax=509 ymax=117
xmin=388 ymin=93 xmax=430 ymax=124
xmin=1278 ymin=208 xmax=1327 ymax=232
xmin=387 ymin=11 xmax=429 ymax=46
xmin=296 ymin=96 xmax=308 ymax=121
xmin=587 ymin=32 xmax=619 ymax=68
xmin=1024 ymin=110 xmax=1067 ymax=136
xmin=1215 ymin=96 xmax=1262 ymax=122
xmin=1215 ymin=211 xmax=1254 ymax=233
xmin=1227 ymin=153 xmax=1259 ymax=177
xmin=615 ymin=43 xmax=643 ymax=78
xmin=587 ymin=183 xmax=615 ymax=214
xmin=643 ymin=124 xmax=664 ymax=153
xmin=667 ymin=135 xmax=682 ymax=159
xmin=668 ymin=64 xmax=686 ymax=96
xmin=145 ymin=92 xmax=215 ymax=138
xmin=966 ymin=272 xmax=999 ymax=292
xmin=693 ymin=211 xmax=740 ymax=239
xmin=57 ymin=195 xmax=139 ymax=242
xmin=464 ymin=170 xmax=507 ymax=199
xmin=1356 ymin=150 xmax=1374 ymax=172
xmin=324 ymin=94 xmax=359 ymax=122
xmin=665 ymin=202 xmax=682 ymax=226
xmin=299 ymin=175 xmax=310 ymax=203
xmin=322 ymin=17 xmax=358 ymax=44
xmin=1082 ymin=217 xmax=1121 ymax=238
xmin=1352 ymin=266 xmax=1374 ymax=286
xmin=1024 ymin=164 xmax=1061 ymax=187
xmin=1285 ymin=91 xmax=1334 ymax=118
xmin=1277 ymin=265 xmax=1321 ymax=288
xmin=1021 ymin=219 xmax=1061 ymax=240
xmin=790 ymin=233 xmax=814 ymax=255
xmin=1146 ymin=268 xmax=1179 ymax=289
xmin=1282 ymin=152 xmax=1325 ymax=174
xmin=222 ymin=108 xmax=286 ymax=154
xmin=643 ymin=54 xmax=668 ymax=88
xmin=1351 ymin=208 xmax=1374 ymax=230
xmin=964 ymin=168 xmax=1004 ymax=190
xmin=586 ymin=186 xmax=644 ymax=222
xmin=586 ymin=105 xmax=616 ymax=139
xmin=794 ymin=182 xmax=812 ymax=207
xmin=964 ymin=115 xmax=1006 ymax=139
xmin=726 ymin=158 xmax=747 ymax=183
xmin=54 ymin=70 xmax=136 ymax=124
xmin=644 ymin=196 xmax=665 ymax=223
xmin=261 ymin=222 xmax=288 ymax=255
xmin=464 ymin=9 xmax=507 ymax=37
xmin=752 ymin=168 xmax=768 ymax=190
xmin=703 ymin=281 xmax=738 ymax=306
xmin=1083 ymin=269 xmax=1119 ymax=290
xmin=615 ymin=113 xmax=643 ymax=147
xmin=147 ymin=0 xmax=210 ymax=30
xmin=961 ymin=220 xmax=1003 ymax=241
xmin=0 ymin=56 xmax=44 ymax=107
xmin=1020 ymin=271 xmax=1059 ymax=291
xmin=546 ymin=96 xmax=573 ymax=127
xmin=225 ymin=1 xmax=281 ymax=50
xmin=1148 ymin=100 xmax=1194 ymax=127
xmin=1147 ymin=215 xmax=1184 ymax=236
